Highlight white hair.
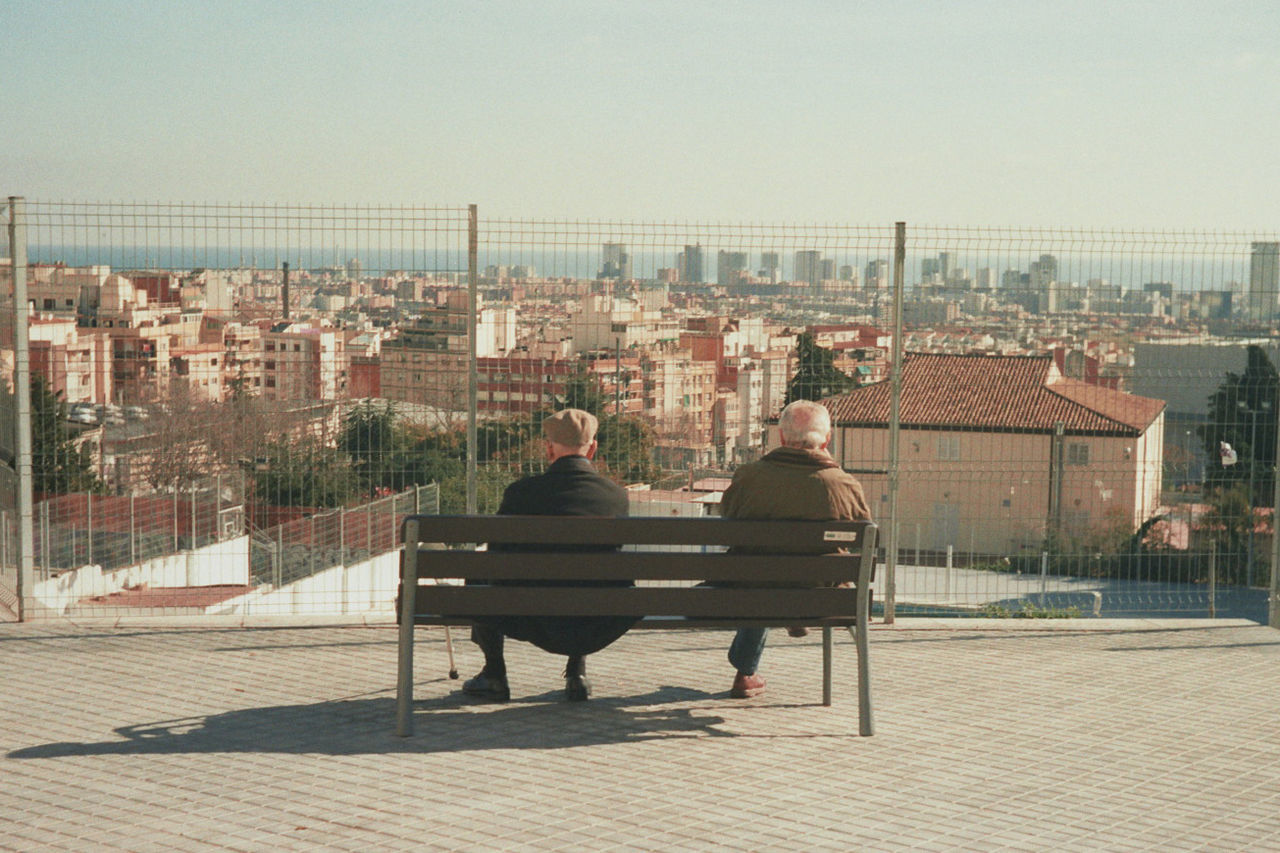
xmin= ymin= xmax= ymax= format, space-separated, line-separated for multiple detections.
xmin=778 ymin=400 xmax=831 ymax=449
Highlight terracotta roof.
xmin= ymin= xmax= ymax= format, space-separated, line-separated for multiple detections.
xmin=823 ymin=353 xmax=1164 ymax=435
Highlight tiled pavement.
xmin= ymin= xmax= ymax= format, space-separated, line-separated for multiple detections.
xmin=2 ymin=617 xmax=1279 ymax=851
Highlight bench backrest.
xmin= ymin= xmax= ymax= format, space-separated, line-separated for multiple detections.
xmin=402 ymin=515 xmax=878 ymax=620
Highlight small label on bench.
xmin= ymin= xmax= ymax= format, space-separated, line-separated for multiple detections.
xmin=823 ymin=530 xmax=858 ymax=542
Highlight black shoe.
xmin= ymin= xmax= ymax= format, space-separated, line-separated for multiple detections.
xmin=565 ymin=674 xmax=591 ymax=702
xmin=462 ymin=671 xmax=510 ymax=702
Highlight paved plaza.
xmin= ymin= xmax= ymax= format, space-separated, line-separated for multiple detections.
xmin=2 ymin=616 xmax=1279 ymax=851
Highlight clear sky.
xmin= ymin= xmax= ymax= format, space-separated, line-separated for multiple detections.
xmin=3 ymin=0 xmax=1278 ymax=229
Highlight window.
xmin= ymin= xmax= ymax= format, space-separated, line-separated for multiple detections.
xmin=1067 ymin=443 xmax=1089 ymax=465
xmin=937 ymin=435 xmax=961 ymax=461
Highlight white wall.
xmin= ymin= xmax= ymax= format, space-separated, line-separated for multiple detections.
xmin=33 ymin=536 xmax=250 ymax=615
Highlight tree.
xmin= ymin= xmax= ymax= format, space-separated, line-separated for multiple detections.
xmin=26 ymin=375 xmax=101 ymax=495
xmin=547 ymin=366 xmax=659 ymax=484
xmin=252 ymin=437 xmax=359 ymax=508
xmin=1199 ymin=345 xmax=1278 ymax=505
xmin=786 ymin=332 xmax=857 ymax=404
xmin=339 ymin=400 xmax=418 ymax=493
xmin=596 ymin=415 xmax=660 ymax=483
xmin=1201 ymin=484 xmax=1253 ymax=585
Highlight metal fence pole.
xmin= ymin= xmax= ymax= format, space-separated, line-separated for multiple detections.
xmin=86 ymin=493 xmax=93 ymax=566
xmin=8 ymin=197 xmax=35 ymax=618
xmin=883 ymin=221 xmax=906 ymax=624
xmin=1208 ymin=542 xmax=1216 ymax=619
xmin=40 ymin=501 xmax=48 ymax=577
xmin=129 ymin=494 xmax=136 ymax=565
xmin=1269 ymin=404 xmax=1280 ymax=628
xmin=466 ymin=203 xmax=478 ymax=514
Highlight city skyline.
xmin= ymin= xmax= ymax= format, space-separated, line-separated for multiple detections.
xmin=4 ymin=1 xmax=1278 ymax=230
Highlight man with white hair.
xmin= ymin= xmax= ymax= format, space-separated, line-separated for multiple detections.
xmin=718 ymin=399 xmax=871 ymax=698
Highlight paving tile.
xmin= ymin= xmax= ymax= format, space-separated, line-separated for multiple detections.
xmin=2 ymin=619 xmax=1279 ymax=850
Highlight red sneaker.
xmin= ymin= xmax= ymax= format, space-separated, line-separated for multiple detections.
xmin=730 ymin=672 xmax=766 ymax=698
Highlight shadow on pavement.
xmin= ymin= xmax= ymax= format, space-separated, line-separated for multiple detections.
xmin=8 ymin=686 xmax=732 ymax=759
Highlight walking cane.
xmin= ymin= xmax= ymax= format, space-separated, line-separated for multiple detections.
xmin=444 ymin=625 xmax=459 ymax=679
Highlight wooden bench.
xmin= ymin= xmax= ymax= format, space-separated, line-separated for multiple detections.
xmin=396 ymin=514 xmax=879 ymax=737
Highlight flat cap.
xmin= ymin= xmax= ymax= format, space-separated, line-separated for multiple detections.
xmin=543 ymin=408 xmax=598 ymax=447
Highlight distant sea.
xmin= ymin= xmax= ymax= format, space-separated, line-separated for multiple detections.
xmin=23 ymin=244 xmax=1257 ymax=294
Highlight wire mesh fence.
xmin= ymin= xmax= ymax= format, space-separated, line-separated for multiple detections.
xmin=2 ymin=199 xmax=1278 ymax=623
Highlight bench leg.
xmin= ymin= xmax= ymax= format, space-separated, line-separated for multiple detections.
xmin=854 ymin=616 xmax=874 ymax=737
xmin=822 ymin=626 xmax=833 ymax=706
xmin=395 ymin=520 xmax=420 ymax=737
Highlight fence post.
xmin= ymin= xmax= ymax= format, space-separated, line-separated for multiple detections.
xmin=466 ymin=203 xmax=478 ymax=514
xmin=945 ymin=544 xmax=953 ymax=598
xmin=9 ymin=197 xmax=36 ymax=618
xmin=172 ymin=490 xmax=179 ymax=552
xmin=1208 ymin=541 xmax=1216 ymax=619
xmin=86 ymin=493 xmax=93 ymax=566
xmin=1270 ymin=412 xmax=1280 ymax=628
xmin=40 ymin=501 xmax=48 ymax=577
xmin=883 ymin=221 xmax=906 ymax=624
xmin=130 ymin=494 xmax=136 ymax=565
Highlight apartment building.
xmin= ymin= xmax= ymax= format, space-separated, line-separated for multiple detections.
xmin=261 ymin=324 xmax=347 ymax=403
xmin=27 ymin=316 xmax=112 ymax=404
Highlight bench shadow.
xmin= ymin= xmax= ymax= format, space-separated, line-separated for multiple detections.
xmin=7 ymin=685 xmax=731 ymax=760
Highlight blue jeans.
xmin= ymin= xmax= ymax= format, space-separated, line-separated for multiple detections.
xmin=728 ymin=627 xmax=768 ymax=675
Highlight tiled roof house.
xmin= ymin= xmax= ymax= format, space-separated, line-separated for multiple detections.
xmin=815 ymin=354 xmax=1166 ymax=554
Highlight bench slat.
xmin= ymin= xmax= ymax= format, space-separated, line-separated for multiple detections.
xmin=412 ymin=615 xmax=859 ymax=629
xmin=404 ymin=515 xmax=871 ymax=549
xmin=415 ymin=585 xmax=859 ymax=618
xmin=412 ymin=551 xmax=866 ymax=584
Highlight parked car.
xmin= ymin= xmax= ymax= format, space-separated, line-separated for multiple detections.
xmin=68 ymin=403 xmax=98 ymax=425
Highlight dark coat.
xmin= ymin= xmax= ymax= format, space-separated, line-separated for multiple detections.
xmin=485 ymin=455 xmax=636 ymax=657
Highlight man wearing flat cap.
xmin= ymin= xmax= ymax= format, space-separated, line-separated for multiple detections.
xmin=462 ymin=408 xmax=634 ymax=702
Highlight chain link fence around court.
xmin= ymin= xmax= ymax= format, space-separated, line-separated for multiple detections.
xmin=3 ymin=199 xmax=1279 ymax=624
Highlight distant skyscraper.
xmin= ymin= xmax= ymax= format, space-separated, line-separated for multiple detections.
xmin=865 ymin=259 xmax=889 ymax=291
xmin=838 ymin=264 xmax=854 ymax=282
xmin=759 ymin=252 xmax=780 ymax=283
xmin=938 ymin=251 xmax=954 ymax=281
xmin=794 ymin=250 xmax=822 ymax=287
xmin=1249 ymin=242 xmax=1279 ymax=320
xmin=716 ymin=250 xmax=749 ymax=286
xmin=600 ymin=242 xmax=632 ymax=280
xmin=1030 ymin=254 xmax=1058 ymax=288
xmin=677 ymin=245 xmax=705 ymax=283
xmin=820 ymin=258 xmax=837 ymax=282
